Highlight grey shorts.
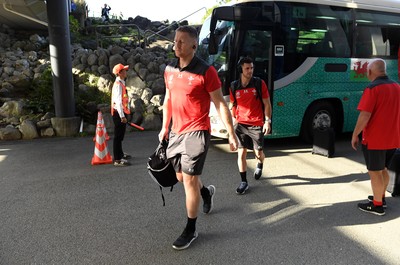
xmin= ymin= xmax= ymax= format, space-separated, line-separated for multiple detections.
xmin=362 ymin=144 xmax=396 ymax=171
xmin=235 ymin=123 xmax=264 ymax=150
xmin=166 ymin=130 xmax=210 ymax=176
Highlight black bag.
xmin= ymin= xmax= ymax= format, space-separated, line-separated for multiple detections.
xmin=147 ymin=140 xmax=178 ymax=206
xmin=312 ymin=127 xmax=335 ymax=158
xmin=387 ymin=149 xmax=400 ymax=197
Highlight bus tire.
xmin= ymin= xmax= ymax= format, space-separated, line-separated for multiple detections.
xmin=301 ymin=101 xmax=336 ymax=143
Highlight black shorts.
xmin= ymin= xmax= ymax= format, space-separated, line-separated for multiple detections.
xmin=166 ymin=130 xmax=210 ymax=176
xmin=235 ymin=123 xmax=264 ymax=150
xmin=362 ymin=144 xmax=396 ymax=171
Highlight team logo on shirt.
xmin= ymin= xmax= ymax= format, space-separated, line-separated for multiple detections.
xmin=188 ymin=75 xmax=194 ymax=85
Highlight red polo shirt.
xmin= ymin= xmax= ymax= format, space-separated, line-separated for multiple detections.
xmin=358 ymin=76 xmax=400 ymax=149
xmin=164 ymin=56 xmax=221 ymax=135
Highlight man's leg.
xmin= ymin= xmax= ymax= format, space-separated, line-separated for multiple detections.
xmin=172 ymin=172 xmax=200 ymax=250
xmin=368 ymin=170 xmax=385 ymax=204
xmin=382 ymin=168 xmax=390 ymax=196
xmin=236 ymin=148 xmax=249 ymax=194
xmin=358 ymin=170 xmax=386 ymax=215
xmin=182 ymin=172 xmax=201 ymax=218
xmin=238 ymin=148 xmax=247 ymax=172
xmin=253 ymin=149 xmax=265 ymax=180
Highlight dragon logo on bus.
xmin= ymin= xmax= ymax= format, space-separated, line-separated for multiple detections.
xmin=350 ymin=59 xmax=369 ymax=81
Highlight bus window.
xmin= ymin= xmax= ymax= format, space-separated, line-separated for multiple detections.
xmin=355 ymin=10 xmax=400 ymax=58
xmin=276 ymin=2 xmax=351 ymax=78
xmin=239 ymin=30 xmax=271 ymax=81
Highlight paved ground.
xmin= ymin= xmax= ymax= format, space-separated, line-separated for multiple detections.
xmin=0 ymin=131 xmax=399 ymax=265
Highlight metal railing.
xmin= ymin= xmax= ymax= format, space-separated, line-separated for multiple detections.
xmin=94 ymin=23 xmax=142 ymax=48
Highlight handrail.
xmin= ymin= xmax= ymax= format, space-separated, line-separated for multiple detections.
xmin=2 ymin=2 xmax=48 ymax=27
xmin=144 ymin=7 xmax=207 ymax=41
xmin=94 ymin=23 xmax=141 ymax=48
xmin=143 ymin=29 xmax=174 ymax=50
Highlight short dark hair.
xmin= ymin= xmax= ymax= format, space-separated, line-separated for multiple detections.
xmin=238 ymin=56 xmax=253 ymax=66
xmin=176 ymin=25 xmax=198 ymax=41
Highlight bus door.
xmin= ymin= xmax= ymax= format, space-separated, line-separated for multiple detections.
xmin=236 ymin=28 xmax=272 ymax=95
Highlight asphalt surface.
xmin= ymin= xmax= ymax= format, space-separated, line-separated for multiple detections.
xmin=0 ymin=131 xmax=399 ymax=265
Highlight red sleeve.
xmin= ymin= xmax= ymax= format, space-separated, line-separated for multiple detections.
xmin=357 ymin=88 xmax=375 ymax=113
xmin=204 ymin=66 xmax=221 ymax=93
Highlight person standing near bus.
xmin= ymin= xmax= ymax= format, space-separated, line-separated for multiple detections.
xmin=230 ymin=56 xmax=272 ymax=195
xmin=351 ymin=58 xmax=400 ymax=216
xmin=159 ymin=25 xmax=238 ymax=250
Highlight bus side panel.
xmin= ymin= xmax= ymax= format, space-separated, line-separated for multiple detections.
xmin=271 ymin=58 xmax=368 ymax=138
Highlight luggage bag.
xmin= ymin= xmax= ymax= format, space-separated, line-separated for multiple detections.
xmin=312 ymin=127 xmax=335 ymax=158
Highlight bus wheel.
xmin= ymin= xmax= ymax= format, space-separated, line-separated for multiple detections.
xmin=301 ymin=101 xmax=336 ymax=143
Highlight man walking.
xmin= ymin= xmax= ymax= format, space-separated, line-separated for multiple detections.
xmin=159 ymin=25 xmax=238 ymax=250
xmin=230 ymin=56 xmax=272 ymax=194
xmin=351 ymin=58 xmax=400 ymax=216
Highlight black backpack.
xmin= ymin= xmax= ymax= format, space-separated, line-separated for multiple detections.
xmin=230 ymin=76 xmax=264 ymax=111
xmin=147 ymin=140 xmax=178 ymax=206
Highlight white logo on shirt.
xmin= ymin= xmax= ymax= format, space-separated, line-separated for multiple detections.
xmin=188 ymin=75 xmax=194 ymax=85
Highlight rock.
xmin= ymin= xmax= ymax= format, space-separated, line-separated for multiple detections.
xmin=41 ymin=127 xmax=55 ymax=137
xmin=19 ymin=119 xmax=39 ymax=139
xmin=141 ymin=113 xmax=161 ymax=130
xmin=36 ymin=119 xmax=52 ymax=129
xmin=0 ymin=125 xmax=22 ymax=140
xmin=0 ymin=100 xmax=25 ymax=118
xmin=97 ymin=74 xmax=113 ymax=93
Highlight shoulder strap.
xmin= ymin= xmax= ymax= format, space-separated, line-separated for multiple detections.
xmin=253 ymin=77 xmax=262 ymax=100
xmin=253 ymin=77 xmax=265 ymax=112
xmin=230 ymin=80 xmax=240 ymax=106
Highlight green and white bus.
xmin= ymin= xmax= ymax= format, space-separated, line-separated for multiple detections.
xmin=199 ymin=0 xmax=400 ymax=142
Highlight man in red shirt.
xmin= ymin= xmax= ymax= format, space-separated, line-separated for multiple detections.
xmin=352 ymin=58 xmax=400 ymax=216
xmin=230 ymin=57 xmax=272 ymax=195
xmin=159 ymin=26 xmax=238 ymax=250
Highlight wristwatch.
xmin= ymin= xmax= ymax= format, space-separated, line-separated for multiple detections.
xmin=265 ymin=117 xmax=271 ymax=123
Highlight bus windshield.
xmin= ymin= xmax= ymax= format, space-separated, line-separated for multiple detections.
xmin=198 ymin=18 xmax=234 ymax=92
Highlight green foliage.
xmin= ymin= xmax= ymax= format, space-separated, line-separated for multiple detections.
xmin=69 ymin=15 xmax=81 ymax=35
xmin=26 ymin=67 xmax=54 ymax=113
xmin=74 ymin=79 xmax=111 ymax=124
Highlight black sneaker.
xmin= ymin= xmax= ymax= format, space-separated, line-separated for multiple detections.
xmin=254 ymin=168 xmax=262 ymax=180
xmin=358 ymin=201 xmax=385 ymax=216
xmin=203 ymin=185 xmax=215 ymax=214
xmin=172 ymin=229 xmax=198 ymax=250
xmin=367 ymin=195 xmax=387 ymax=208
xmin=236 ymin=181 xmax=249 ymax=195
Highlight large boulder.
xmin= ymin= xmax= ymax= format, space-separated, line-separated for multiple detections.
xmin=0 ymin=100 xmax=25 ymax=118
xmin=0 ymin=125 xmax=22 ymax=140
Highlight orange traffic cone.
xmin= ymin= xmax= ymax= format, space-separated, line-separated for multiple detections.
xmin=91 ymin=112 xmax=113 ymax=165
xmin=93 ymin=111 xmax=110 ymax=141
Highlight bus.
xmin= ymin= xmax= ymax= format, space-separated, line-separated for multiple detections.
xmin=198 ymin=0 xmax=400 ymax=142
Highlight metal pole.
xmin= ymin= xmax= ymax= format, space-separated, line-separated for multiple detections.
xmin=46 ymin=0 xmax=75 ymax=117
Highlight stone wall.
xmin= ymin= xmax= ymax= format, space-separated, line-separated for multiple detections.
xmin=0 ymin=23 xmax=175 ymax=140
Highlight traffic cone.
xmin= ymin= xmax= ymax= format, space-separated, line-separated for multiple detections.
xmin=93 ymin=111 xmax=110 ymax=141
xmin=91 ymin=111 xmax=113 ymax=165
